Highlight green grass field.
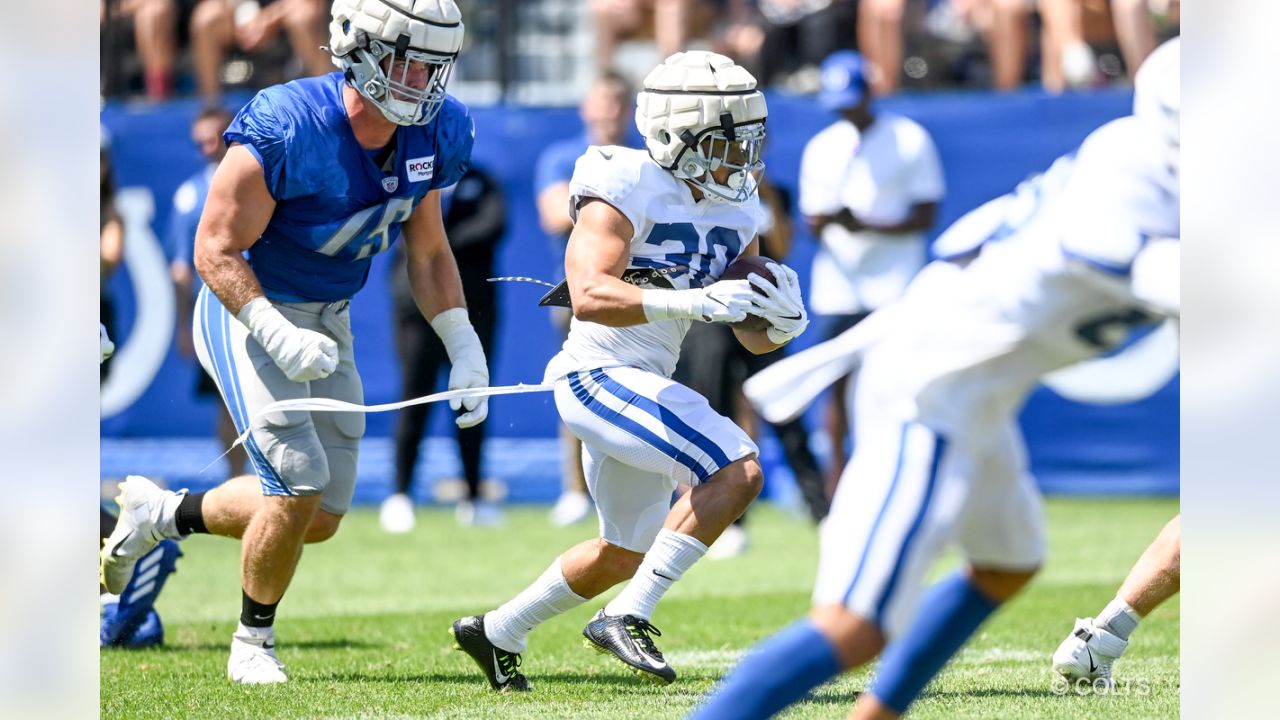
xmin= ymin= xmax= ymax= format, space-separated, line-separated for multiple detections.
xmin=101 ymin=498 xmax=1178 ymax=719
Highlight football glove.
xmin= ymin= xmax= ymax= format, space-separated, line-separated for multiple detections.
xmin=431 ymin=307 xmax=490 ymax=428
xmin=237 ymin=297 xmax=338 ymax=383
xmin=641 ymin=280 xmax=755 ymax=324
xmin=747 ymin=262 xmax=809 ymax=344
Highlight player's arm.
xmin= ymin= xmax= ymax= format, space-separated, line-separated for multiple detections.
xmin=564 ymin=197 xmax=645 ymax=326
xmin=819 ymin=201 xmax=938 ymax=236
xmin=403 ymin=189 xmax=468 ymax=318
xmin=402 ymin=190 xmax=489 ymax=427
xmin=194 ymin=143 xmax=338 ymax=382
xmin=565 ymin=198 xmax=758 ymax=328
xmin=194 ymin=144 xmax=274 ymax=314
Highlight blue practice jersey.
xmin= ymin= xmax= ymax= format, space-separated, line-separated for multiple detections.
xmin=224 ymin=72 xmax=474 ymax=302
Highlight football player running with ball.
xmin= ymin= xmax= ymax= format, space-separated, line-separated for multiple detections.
xmin=100 ymin=0 xmax=489 ymax=684
xmin=451 ymin=51 xmax=808 ymax=691
xmin=692 ymin=38 xmax=1180 ymax=719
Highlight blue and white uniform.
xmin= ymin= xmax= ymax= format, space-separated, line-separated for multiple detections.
xmin=545 ymin=146 xmax=764 ymax=551
xmin=813 ymin=116 xmax=1180 ymax=638
xmin=192 ymin=72 xmax=474 ymax=514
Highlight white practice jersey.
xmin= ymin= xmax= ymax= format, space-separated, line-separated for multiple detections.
xmin=863 ymin=116 xmax=1180 ymax=441
xmin=544 ymin=146 xmax=765 ymax=380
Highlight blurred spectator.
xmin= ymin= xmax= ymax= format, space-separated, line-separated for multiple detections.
xmin=675 ymin=177 xmax=830 ymax=559
xmin=102 ymin=0 xmax=179 ymax=99
xmin=533 ymin=71 xmax=643 ymax=527
xmin=799 ymin=51 xmax=943 ymax=494
xmin=190 ymin=0 xmax=331 ymax=101
xmin=101 ymin=129 xmax=125 ymax=381
xmin=749 ymin=0 xmax=859 ymax=88
xmin=592 ymin=0 xmax=720 ymax=75
xmin=165 ymin=106 xmax=248 ymax=476
xmin=381 ymin=165 xmax=507 ymax=532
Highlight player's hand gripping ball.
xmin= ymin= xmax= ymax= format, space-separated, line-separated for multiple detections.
xmin=719 ymin=255 xmax=779 ymax=332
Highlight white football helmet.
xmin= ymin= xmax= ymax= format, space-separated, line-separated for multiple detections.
xmin=1133 ymin=37 xmax=1179 ymax=171
xmin=329 ymin=0 xmax=465 ymax=126
xmin=635 ymin=51 xmax=768 ymax=204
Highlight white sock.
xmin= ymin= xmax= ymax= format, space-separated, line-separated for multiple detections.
xmin=1097 ymin=597 xmax=1142 ymax=641
xmin=485 ymin=557 xmax=586 ymax=653
xmin=158 ymin=491 xmax=186 ymax=539
xmin=234 ymin=622 xmax=275 ymax=646
xmin=605 ymin=529 xmax=707 ymax=620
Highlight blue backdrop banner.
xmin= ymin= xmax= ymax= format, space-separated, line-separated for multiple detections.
xmin=99 ymin=89 xmax=1176 ymax=501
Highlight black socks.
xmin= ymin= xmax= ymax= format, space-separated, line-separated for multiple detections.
xmin=174 ymin=491 xmax=208 ymax=536
xmin=241 ymin=591 xmax=279 ymax=628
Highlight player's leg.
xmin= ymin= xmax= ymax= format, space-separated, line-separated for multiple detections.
xmin=550 ymin=310 xmax=592 ymax=526
xmin=280 ymin=0 xmax=333 ymax=77
xmin=450 ymin=438 xmax=673 ymax=691
xmin=858 ymin=427 xmax=1044 ymax=718
xmin=692 ymin=419 xmax=964 ymax=719
xmin=1053 ymin=514 xmax=1180 ymax=684
xmin=568 ymin=366 xmax=760 ymax=684
xmin=457 ymin=296 xmax=501 ymax=525
xmin=188 ymin=0 xmax=233 ymax=101
xmin=385 ymin=309 xmax=437 ymax=532
xmin=204 ymin=293 xmax=342 ymax=683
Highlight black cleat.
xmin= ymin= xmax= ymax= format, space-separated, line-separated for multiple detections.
xmin=582 ymin=608 xmax=677 ymax=685
xmin=450 ymin=615 xmax=531 ymax=692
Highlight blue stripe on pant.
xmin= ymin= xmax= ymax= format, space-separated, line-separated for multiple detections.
xmin=841 ymin=423 xmax=946 ymax=626
xmin=199 ymin=288 xmax=292 ymax=496
xmin=589 ymin=368 xmax=733 ymax=474
xmin=567 ymin=371 xmax=712 ymax=482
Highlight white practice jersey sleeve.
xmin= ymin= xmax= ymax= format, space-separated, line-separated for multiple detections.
xmin=545 ymin=147 xmax=765 ymax=380
xmin=859 ymin=117 xmax=1180 ymax=442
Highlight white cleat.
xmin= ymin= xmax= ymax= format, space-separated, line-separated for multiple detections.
xmin=549 ymin=491 xmax=592 ymax=527
xmin=457 ymin=500 xmax=505 ymax=527
xmin=100 ymin=475 xmax=176 ymax=594
xmin=706 ymin=524 xmax=749 ymax=560
xmin=379 ymin=492 xmax=416 ymax=533
xmin=228 ymin=632 xmax=288 ymax=685
xmin=1052 ymin=617 xmax=1128 ymax=685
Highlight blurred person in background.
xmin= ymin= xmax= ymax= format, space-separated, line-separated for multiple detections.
xmin=675 ymin=176 xmax=830 ymax=559
xmin=752 ymin=0 xmax=859 ymax=88
xmin=534 ymin=71 xmax=642 ymax=527
xmin=799 ymin=50 xmax=943 ymax=495
xmin=100 ymin=0 xmax=485 ymax=684
xmin=381 ymin=164 xmax=506 ymax=532
xmin=592 ymin=0 xmax=722 ymax=77
xmin=190 ymin=0 xmax=332 ymax=102
xmin=862 ymin=0 xmax=1090 ymax=93
xmin=101 ymin=129 xmax=125 ymax=383
xmin=167 ymin=105 xmax=248 ymax=477
xmin=102 ymin=0 xmax=179 ymax=99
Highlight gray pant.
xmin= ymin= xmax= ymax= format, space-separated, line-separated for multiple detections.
xmin=193 ymin=287 xmax=364 ymax=515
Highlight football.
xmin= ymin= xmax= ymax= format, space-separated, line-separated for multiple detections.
xmin=720 ymin=255 xmax=778 ymax=332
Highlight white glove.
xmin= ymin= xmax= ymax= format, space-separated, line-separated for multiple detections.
xmin=430 ymin=307 xmax=490 ymax=428
xmin=748 ymin=262 xmax=809 ymax=344
xmin=237 ymin=297 xmax=339 ymax=382
xmin=100 ymin=323 xmax=115 ymax=365
xmin=641 ymin=280 xmax=756 ymax=323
